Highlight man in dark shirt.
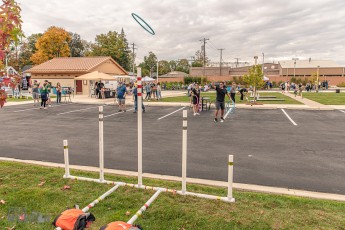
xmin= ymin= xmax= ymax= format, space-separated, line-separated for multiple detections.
xmin=212 ymin=82 xmax=231 ymax=122
xmin=239 ymin=87 xmax=248 ymax=101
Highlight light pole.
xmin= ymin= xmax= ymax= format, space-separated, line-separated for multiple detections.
xmin=316 ymin=65 xmax=320 ymax=93
xmin=156 ymin=60 xmax=159 ymax=83
xmin=262 ymin=53 xmax=264 ymax=75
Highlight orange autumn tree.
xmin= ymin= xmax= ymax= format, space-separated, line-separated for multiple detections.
xmin=0 ymin=0 xmax=23 ymax=107
xmin=31 ymin=26 xmax=71 ymax=65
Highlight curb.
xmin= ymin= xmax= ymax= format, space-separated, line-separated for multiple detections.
xmin=1 ymin=157 xmax=344 ymax=202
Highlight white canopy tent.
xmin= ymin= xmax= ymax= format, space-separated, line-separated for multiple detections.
xmin=263 ymin=76 xmax=269 ymax=81
xmin=142 ymin=76 xmax=155 ymax=82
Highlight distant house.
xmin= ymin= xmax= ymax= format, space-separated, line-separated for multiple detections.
xmin=26 ymin=57 xmax=128 ymax=95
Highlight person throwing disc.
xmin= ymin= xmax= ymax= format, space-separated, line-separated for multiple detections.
xmin=212 ymin=81 xmax=231 ymax=122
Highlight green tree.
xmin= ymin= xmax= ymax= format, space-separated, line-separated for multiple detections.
xmin=91 ymin=30 xmax=132 ymax=71
xmin=16 ymin=33 xmax=42 ymax=68
xmin=192 ymin=50 xmax=208 ymax=67
xmin=176 ymin=59 xmax=190 ymax=74
xmin=68 ymin=32 xmax=86 ymax=57
xmin=142 ymin=51 xmax=157 ymax=77
xmin=243 ymin=64 xmax=265 ymax=101
xmin=158 ymin=60 xmax=170 ymax=75
xmin=169 ymin=60 xmax=177 ymax=72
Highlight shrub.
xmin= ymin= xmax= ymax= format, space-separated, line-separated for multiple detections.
xmin=336 ymin=82 xmax=345 ymax=87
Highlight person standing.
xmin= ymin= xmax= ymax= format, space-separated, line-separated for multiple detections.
xmin=156 ymin=82 xmax=162 ymax=100
xmin=133 ymin=84 xmax=145 ymax=113
xmin=44 ymin=80 xmax=52 ymax=107
xmin=145 ymin=83 xmax=151 ymax=101
xmin=40 ymin=81 xmax=49 ymax=109
xmin=151 ymin=83 xmax=157 ymax=100
xmin=32 ymin=80 xmax=40 ymax=106
xmin=56 ymin=82 xmax=62 ymax=103
xmin=116 ymin=82 xmax=127 ymax=112
xmin=212 ymin=82 xmax=231 ymax=122
xmin=191 ymin=83 xmax=201 ymax=116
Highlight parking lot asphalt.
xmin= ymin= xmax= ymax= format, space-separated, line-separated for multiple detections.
xmin=1 ymin=103 xmax=345 ymax=195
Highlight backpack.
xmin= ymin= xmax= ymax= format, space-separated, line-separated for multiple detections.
xmin=53 ymin=209 xmax=95 ymax=230
xmin=99 ymin=221 xmax=142 ymax=230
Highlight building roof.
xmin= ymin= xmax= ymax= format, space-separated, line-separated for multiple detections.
xmin=160 ymin=71 xmax=188 ymax=78
xmin=26 ymin=57 xmax=128 ymax=74
xmin=279 ymin=60 xmax=341 ymax=68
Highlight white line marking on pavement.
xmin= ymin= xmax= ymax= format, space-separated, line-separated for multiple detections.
xmin=104 ymin=108 xmax=134 ymax=118
xmin=339 ymin=110 xmax=345 ymax=114
xmin=13 ymin=103 xmax=71 ymax=113
xmin=158 ymin=107 xmax=186 ymax=120
xmin=56 ymin=105 xmax=107 ymax=115
xmin=281 ymin=109 xmax=298 ymax=126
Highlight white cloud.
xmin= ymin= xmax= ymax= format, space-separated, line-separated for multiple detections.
xmin=18 ymin=0 xmax=345 ymax=65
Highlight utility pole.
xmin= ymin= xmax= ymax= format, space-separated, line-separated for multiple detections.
xmin=262 ymin=53 xmax=265 ymax=76
xmin=234 ymin=58 xmax=240 ymax=68
xmin=131 ymin=43 xmax=137 ymax=76
xmin=218 ymin=48 xmax=225 ymax=76
xmin=200 ymin=38 xmax=209 ymax=76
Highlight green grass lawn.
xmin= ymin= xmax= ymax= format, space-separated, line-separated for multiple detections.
xmin=302 ymin=92 xmax=345 ymax=105
xmin=1 ymin=161 xmax=344 ymax=229
xmin=6 ymin=97 xmax=33 ymax=102
xmin=158 ymin=92 xmax=302 ymax=104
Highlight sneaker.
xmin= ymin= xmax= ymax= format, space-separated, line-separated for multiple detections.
xmin=118 ymin=110 xmax=122 ymax=112
xmin=124 ymin=110 xmax=126 ymax=112
xmin=220 ymin=117 xmax=224 ymax=122
xmin=194 ymin=113 xmax=196 ymax=116
xmin=196 ymin=113 xmax=200 ymax=115
xmin=44 ymin=107 xmax=47 ymax=110
xmin=214 ymin=118 xmax=218 ymax=122
xmin=49 ymin=104 xmax=52 ymax=107
xmin=143 ymin=110 xmax=145 ymax=113
xmin=40 ymin=107 xmax=43 ymax=109
xmin=133 ymin=111 xmax=137 ymax=113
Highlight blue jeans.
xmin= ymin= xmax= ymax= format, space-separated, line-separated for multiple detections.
xmin=134 ymin=97 xmax=145 ymax=111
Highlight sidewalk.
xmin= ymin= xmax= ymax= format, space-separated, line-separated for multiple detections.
xmin=4 ymin=91 xmax=344 ymax=110
xmin=283 ymin=92 xmax=333 ymax=110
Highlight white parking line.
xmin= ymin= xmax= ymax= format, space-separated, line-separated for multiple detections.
xmin=13 ymin=103 xmax=71 ymax=113
xmin=104 ymin=108 xmax=134 ymax=118
xmin=339 ymin=110 xmax=345 ymax=114
xmin=157 ymin=107 xmax=186 ymax=120
xmin=56 ymin=105 xmax=106 ymax=115
xmin=281 ymin=109 xmax=298 ymax=126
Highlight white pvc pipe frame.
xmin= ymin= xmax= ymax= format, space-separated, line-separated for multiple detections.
xmin=61 ymin=67 xmax=235 ymax=207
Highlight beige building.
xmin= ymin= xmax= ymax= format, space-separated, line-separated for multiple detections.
xmin=278 ymin=60 xmax=345 ymax=77
xmin=26 ymin=57 xmax=128 ymax=95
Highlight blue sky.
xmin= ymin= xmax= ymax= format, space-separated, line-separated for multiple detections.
xmin=18 ymin=0 xmax=345 ymax=65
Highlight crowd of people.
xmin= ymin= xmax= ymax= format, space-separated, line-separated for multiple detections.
xmin=30 ymin=80 xmax=63 ymax=109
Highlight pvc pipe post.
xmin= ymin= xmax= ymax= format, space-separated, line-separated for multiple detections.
xmin=127 ymin=190 xmax=162 ymax=224
xmin=137 ymin=67 xmax=143 ymax=188
xmin=228 ymin=155 xmax=234 ymax=201
xmin=182 ymin=110 xmax=187 ymax=194
xmin=99 ymin=106 xmax=104 ymax=182
xmin=82 ymin=184 xmax=121 ymax=212
xmin=63 ymin=140 xmax=70 ymax=178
